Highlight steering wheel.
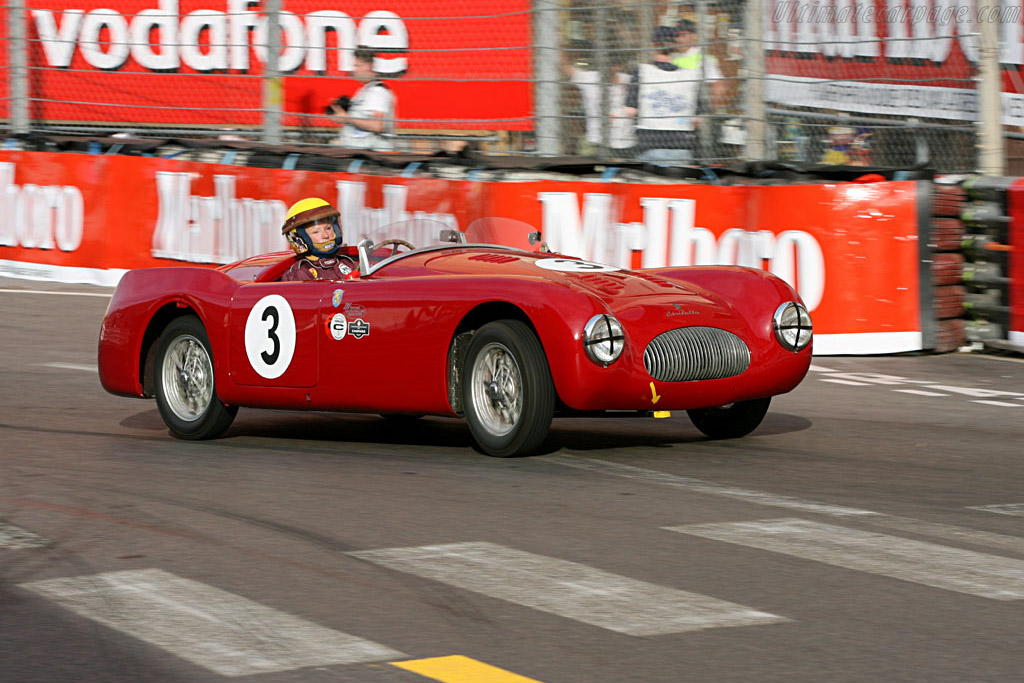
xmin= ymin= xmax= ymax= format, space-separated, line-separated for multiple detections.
xmin=370 ymin=238 xmax=416 ymax=257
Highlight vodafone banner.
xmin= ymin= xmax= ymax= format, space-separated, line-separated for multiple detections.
xmin=0 ymin=150 xmax=924 ymax=355
xmin=0 ymin=0 xmax=532 ymax=129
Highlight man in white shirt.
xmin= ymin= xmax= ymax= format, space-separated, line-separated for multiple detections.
xmin=330 ymin=48 xmax=396 ymax=151
xmin=624 ymin=25 xmax=699 ymax=164
xmin=564 ymin=50 xmax=637 ymax=156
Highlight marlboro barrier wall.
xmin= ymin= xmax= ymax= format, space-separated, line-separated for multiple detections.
xmin=0 ymin=149 xmax=941 ymax=355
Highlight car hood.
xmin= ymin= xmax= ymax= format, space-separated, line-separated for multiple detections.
xmin=419 ymin=249 xmax=739 ymax=322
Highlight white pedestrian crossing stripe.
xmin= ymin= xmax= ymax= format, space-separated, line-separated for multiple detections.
xmin=0 ymin=522 xmax=48 ymax=549
xmin=19 ymin=569 xmax=404 ymax=677
xmin=349 ymin=541 xmax=787 ymax=636
xmin=969 ymin=503 xmax=1024 ymax=517
xmin=665 ymin=518 xmax=1024 ymax=600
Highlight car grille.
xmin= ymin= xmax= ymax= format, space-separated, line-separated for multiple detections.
xmin=644 ymin=326 xmax=751 ymax=382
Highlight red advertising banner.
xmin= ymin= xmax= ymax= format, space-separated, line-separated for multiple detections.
xmin=1008 ymin=179 xmax=1024 ymax=347
xmin=0 ymin=1 xmax=532 ymax=129
xmin=0 ymin=150 xmax=922 ymax=354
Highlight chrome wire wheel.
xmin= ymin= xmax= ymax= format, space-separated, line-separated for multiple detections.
xmin=469 ymin=341 xmax=523 ymax=437
xmin=461 ymin=320 xmax=553 ymax=457
xmin=154 ymin=316 xmax=237 ymax=440
xmin=161 ymin=333 xmax=215 ymax=422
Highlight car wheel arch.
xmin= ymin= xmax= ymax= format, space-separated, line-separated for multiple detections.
xmin=446 ymin=301 xmax=553 ymax=416
xmin=140 ymin=303 xmax=201 ymax=397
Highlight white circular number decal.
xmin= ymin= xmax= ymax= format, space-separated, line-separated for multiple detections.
xmin=328 ymin=313 xmax=348 ymax=340
xmin=244 ymin=295 xmax=296 ymax=379
xmin=535 ymin=258 xmax=620 ymax=273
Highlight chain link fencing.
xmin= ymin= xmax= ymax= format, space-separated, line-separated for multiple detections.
xmin=0 ymin=0 xmax=1014 ymax=171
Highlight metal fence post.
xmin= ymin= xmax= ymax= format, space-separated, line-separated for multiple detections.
xmin=263 ymin=0 xmax=283 ymax=145
xmin=534 ymin=0 xmax=561 ymax=156
xmin=743 ymin=0 xmax=765 ymax=161
xmin=977 ymin=12 xmax=1004 ymax=175
xmin=9 ymin=0 xmax=30 ymax=135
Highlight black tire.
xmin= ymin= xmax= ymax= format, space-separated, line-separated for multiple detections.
xmin=687 ymin=398 xmax=771 ymax=439
xmin=154 ymin=316 xmax=237 ymax=440
xmin=462 ymin=320 xmax=554 ymax=457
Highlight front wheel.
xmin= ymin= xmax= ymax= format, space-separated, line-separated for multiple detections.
xmin=462 ymin=320 xmax=554 ymax=457
xmin=154 ymin=316 xmax=237 ymax=440
xmin=687 ymin=398 xmax=771 ymax=440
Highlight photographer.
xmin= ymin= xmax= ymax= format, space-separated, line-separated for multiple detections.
xmin=328 ymin=47 xmax=396 ymax=151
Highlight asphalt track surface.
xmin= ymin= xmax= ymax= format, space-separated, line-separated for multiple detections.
xmin=2 ymin=277 xmax=1023 ymax=683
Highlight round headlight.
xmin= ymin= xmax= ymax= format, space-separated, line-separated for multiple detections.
xmin=773 ymin=302 xmax=812 ymax=352
xmin=583 ymin=314 xmax=625 ymax=365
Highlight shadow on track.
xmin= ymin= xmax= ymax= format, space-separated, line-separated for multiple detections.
xmin=120 ymin=406 xmax=812 ymax=457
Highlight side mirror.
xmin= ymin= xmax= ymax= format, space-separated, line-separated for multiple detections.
xmin=440 ymin=229 xmax=466 ymax=244
xmin=356 ymin=238 xmax=374 ymax=276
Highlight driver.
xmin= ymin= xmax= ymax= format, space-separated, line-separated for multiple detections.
xmin=280 ymin=198 xmax=357 ymax=281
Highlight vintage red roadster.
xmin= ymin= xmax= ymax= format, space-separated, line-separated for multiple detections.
xmin=98 ymin=219 xmax=812 ymax=457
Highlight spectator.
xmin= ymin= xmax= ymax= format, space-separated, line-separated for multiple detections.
xmin=329 ymin=47 xmax=396 ymax=151
xmin=624 ymin=25 xmax=698 ymax=165
xmin=562 ymin=45 xmax=637 ymax=157
xmin=672 ymin=19 xmax=726 ymax=113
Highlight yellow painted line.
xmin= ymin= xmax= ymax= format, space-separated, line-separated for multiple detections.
xmin=391 ymin=655 xmax=544 ymax=682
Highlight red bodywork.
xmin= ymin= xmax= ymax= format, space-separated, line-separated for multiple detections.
xmin=98 ymin=244 xmax=812 ymax=417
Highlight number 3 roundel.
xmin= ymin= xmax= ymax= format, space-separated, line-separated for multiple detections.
xmin=535 ymin=258 xmax=620 ymax=273
xmin=244 ymin=295 xmax=296 ymax=379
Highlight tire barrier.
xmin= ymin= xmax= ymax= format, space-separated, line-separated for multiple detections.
xmin=923 ymin=180 xmax=968 ymax=353
xmin=958 ymin=176 xmax=1020 ymax=353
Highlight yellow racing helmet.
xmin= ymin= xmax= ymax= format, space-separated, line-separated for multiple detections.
xmin=282 ymin=198 xmax=342 ymax=257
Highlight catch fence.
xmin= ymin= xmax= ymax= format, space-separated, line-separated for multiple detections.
xmin=0 ymin=0 xmax=1015 ymax=171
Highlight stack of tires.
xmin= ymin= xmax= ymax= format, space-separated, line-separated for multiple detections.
xmin=959 ymin=176 xmax=1015 ymax=348
xmin=928 ymin=179 xmax=969 ymax=351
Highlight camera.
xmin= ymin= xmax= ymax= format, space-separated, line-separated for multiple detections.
xmin=325 ymin=95 xmax=351 ymax=114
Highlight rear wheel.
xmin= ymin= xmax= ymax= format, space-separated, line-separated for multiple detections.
xmin=687 ymin=398 xmax=771 ymax=439
xmin=463 ymin=321 xmax=554 ymax=457
xmin=154 ymin=316 xmax=237 ymax=440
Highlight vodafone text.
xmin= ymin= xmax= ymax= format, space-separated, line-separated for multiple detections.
xmin=32 ymin=0 xmax=408 ymax=73
xmin=538 ymin=192 xmax=825 ymax=311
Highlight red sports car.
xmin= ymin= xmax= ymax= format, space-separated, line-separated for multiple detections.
xmin=98 ymin=220 xmax=812 ymax=457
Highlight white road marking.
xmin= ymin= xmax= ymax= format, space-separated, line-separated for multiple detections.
xmin=350 ymin=542 xmax=787 ymax=636
xmin=808 ymin=370 xmax=1023 ymax=407
xmin=822 ymin=372 xmax=938 ymax=385
xmin=0 ymin=522 xmax=48 ymax=549
xmin=0 ymin=288 xmax=111 ymax=298
xmin=19 ymin=569 xmax=403 ymax=677
xmin=808 ymin=364 xmax=835 ymax=372
xmin=929 ymin=385 xmax=1024 ymax=399
xmin=544 ymin=457 xmax=1024 ymax=555
xmin=39 ymin=362 xmax=98 ymax=373
xmin=894 ymin=389 xmax=949 ymax=397
xmin=544 ymin=456 xmax=879 ymax=517
xmin=666 ymin=518 xmax=1024 ymax=600
xmin=968 ymin=504 xmax=1024 ymax=517
xmin=862 ymin=515 xmax=1024 ymax=555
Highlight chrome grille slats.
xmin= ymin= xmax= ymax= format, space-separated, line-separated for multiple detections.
xmin=644 ymin=327 xmax=751 ymax=382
